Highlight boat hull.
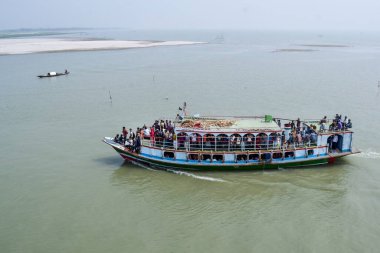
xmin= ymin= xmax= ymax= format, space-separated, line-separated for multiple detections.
xmin=38 ymin=72 xmax=69 ymax=78
xmin=104 ymin=139 xmax=352 ymax=171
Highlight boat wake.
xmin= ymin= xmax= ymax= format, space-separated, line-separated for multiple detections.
xmin=167 ymin=169 xmax=227 ymax=183
xmin=130 ymin=161 xmax=226 ymax=182
xmin=352 ymin=150 xmax=380 ymax=159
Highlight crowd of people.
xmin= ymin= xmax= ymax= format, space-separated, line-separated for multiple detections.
xmin=113 ymin=125 xmax=315 ymax=153
xmin=282 ymin=117 xmax=317 ymax=147
xmin=285 ymin=128 xmax=317 ymax=148
xmin=112 ymin=114 xmax=352 ymax=153
xmin=113 ymin=126 xmax=144 ymax=153
xmin=319 ymin=114 xmax=352 ymax=132
xmin=113 ymin=120 xmax=177 ymax=152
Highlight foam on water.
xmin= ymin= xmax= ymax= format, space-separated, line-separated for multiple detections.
xmin=352 ymin=149 xmax=380 ymax=159
xmin=167 ymin=169 xmax=227 ymax=182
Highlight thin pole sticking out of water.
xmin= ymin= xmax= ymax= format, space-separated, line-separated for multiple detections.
xmin=109 ymin=90 xmax=112 ymax=104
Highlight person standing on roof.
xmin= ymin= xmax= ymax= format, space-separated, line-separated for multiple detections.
xmin=122 ymin=127 xmax=128 ymax=140
xmin=296 ymin=118 xmax=301 ymax=130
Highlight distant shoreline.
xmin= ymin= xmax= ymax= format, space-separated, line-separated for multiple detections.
xmin=272 ymin=43 xmax=351 ymax=53
xmin=272 ymin=48 xmax=318 ymax=53
xmin=297 ymin=44 xmax=349 ymax=48
xmin=0 ymin=38 xmax=206 ymax=55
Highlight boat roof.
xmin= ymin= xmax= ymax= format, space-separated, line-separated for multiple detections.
xmin=175 ymin=116 xmax=281 ymax=133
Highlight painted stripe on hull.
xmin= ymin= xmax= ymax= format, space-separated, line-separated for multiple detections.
xmin=113 ymin=146 xmax=331 ymax=171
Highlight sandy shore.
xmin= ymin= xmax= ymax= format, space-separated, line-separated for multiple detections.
xmin=0 ymin=38 xmax=205 ymax=55
xmin=272 ymin=48 xmax=318 ymax=53
xmin=298 ymin=44 xmax=349 ymax=48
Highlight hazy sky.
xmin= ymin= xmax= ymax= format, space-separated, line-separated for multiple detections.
xmin=1 ymin=0 xmax=380 ymax=31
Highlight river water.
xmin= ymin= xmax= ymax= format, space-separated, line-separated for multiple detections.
xmin=1 ymin=29 xmax=380 ymax=253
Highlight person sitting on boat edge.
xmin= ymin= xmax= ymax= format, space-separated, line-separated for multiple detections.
xmin=118 ymin=134 xmax=124 ymax=144
xmin=65 ymin=69 xmax=68 ymax=74
xmin=124 ymin=138 xmax=133 ymax=149
xmin=114 ymin=134 xmax=119 ymax=143
xmin=346 ymin=119 xmax=352 ymax=129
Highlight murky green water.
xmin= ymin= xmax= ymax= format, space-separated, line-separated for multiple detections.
xmin=1 ymin=30 xmax=380 ymax=253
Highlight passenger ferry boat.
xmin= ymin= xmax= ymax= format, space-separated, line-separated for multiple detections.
xmin=103 ymin=114 xmax=358 ymax=171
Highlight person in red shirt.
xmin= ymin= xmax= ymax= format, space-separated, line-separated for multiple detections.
xmin=150 ymin=127 xmax=155 ymax=145
xmin=122 ymin=127 xmax=128 ymax=140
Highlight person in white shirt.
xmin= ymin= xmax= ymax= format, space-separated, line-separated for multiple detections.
xmin=332 ymin=135 xmax=339 ymax=151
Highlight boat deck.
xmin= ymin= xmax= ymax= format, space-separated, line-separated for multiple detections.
xmin=177 ymin=116 xmax=281 ymax=132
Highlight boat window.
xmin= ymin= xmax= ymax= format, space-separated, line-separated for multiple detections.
xmin=213 ymin=154 xmax=223 ymax=162
xmin=285 ymin=152 xmax=294 ymax=158
xmin=230 ymin=134 xmax=242 ymax=151
xmin=188 ymin=154 xmax=199 ymax=161
xmin=243 ymin=134 xmax=255 ymax=151
xmin=256 ymin=133 xmax=268 ymax=150
xmin=260 ymin=153 xmax=271 ymax=160
xmin=201 ymin=154 xmax=212 ymax=161
xmin=216 ymin=134 xmax=229 ymax=151
xmin=268 ymin=133 xmax=278 ymax=149
xmin=236 ymin=154 xmax=247 ymax=161
xmin=272 ymin=152 xmax=283 ymax=159
xmin=307 ymin=149 xmax=314 ymax=156
xmin=164 ymin=152 xmax=174 ymax=159
xmin=249 ymin=154 xmax=259 ymax=160
xmin=203 ymin=134 xmax=215 ymax=151
xmin=177 ymin=132 xmax=188 ymax=150
xmin=189 ymin=133 xmax=202 ymax=151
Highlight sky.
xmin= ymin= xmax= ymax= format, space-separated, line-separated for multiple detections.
xmin=1 ymin=0 xmax=380 ymax=31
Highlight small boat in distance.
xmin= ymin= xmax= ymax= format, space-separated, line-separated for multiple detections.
xmin=38 ymin=70 xmax=69 ymax=78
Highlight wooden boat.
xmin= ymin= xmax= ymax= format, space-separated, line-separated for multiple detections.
xmin=103 ymin=114 xmax=359 ymax=171
xmin=37 ymin=71 xmax=69 ymax=78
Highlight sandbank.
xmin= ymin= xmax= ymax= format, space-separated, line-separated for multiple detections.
xmin=297 ymin=44 xmax=349 ymax=48
xmin=272 ymin=48 xmax=318 ymax=53
xmin=0 ymin=38 xmax=205 ymax=55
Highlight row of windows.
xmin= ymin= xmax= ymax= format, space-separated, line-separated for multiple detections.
xmin=176 ymin=132 xmax=280 ymax=139
xmin=163 ymin=150 xmax=315 ymax=162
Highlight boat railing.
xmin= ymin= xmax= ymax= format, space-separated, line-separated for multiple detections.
xmin=141 ymin=137 xmax=318 ymax=152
